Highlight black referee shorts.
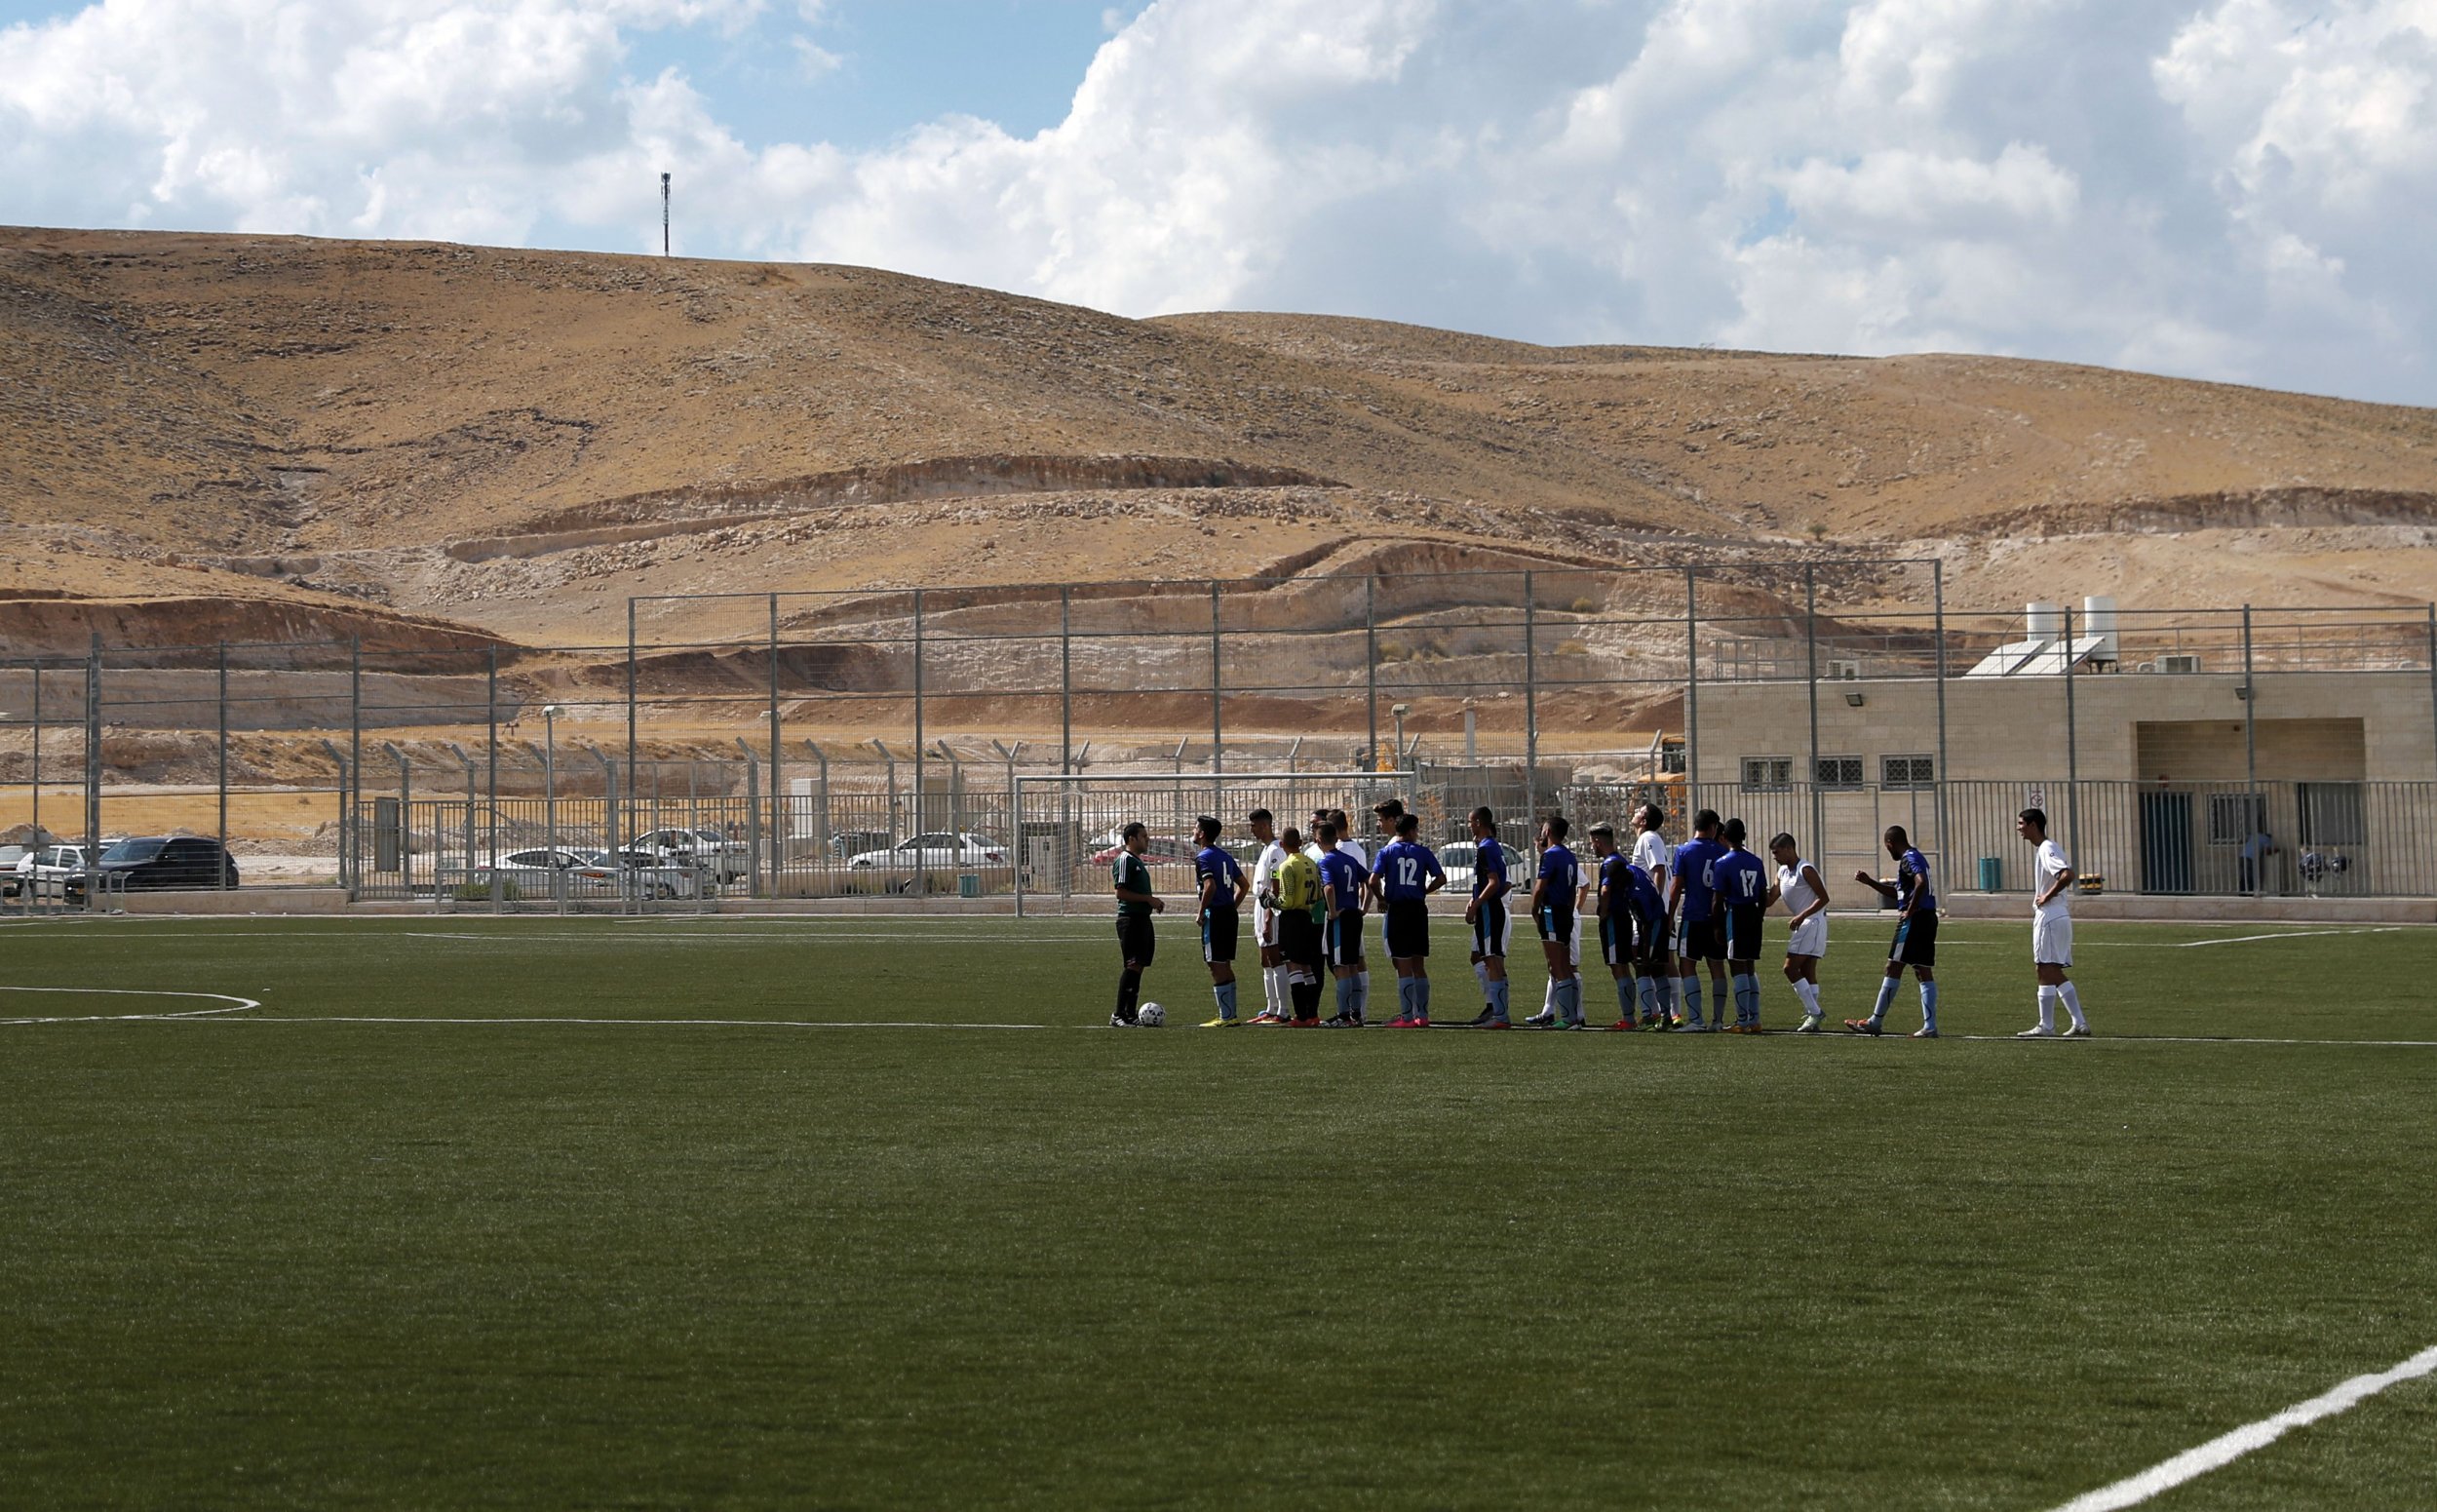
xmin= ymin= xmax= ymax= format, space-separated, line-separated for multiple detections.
xmin=1384 ymin=899 xmax=1430 ymax=959
xmin=1116 ymin=912 xmax=1156 ymax=968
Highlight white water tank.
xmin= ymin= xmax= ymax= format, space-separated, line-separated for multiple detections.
xmin=2082 ymin=595 xmax=2118 ymax=662
xmin=2026 ymin=601 xmax=2064 ymax=640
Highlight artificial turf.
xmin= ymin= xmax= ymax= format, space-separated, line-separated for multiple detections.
xmin=2 ymin=912 xmax=2434 ymax=1509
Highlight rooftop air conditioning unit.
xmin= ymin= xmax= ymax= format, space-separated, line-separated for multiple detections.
xmin=2157 ymin=653 xmax=2202 ymax=674
xmin=1827 ymin=658 xmax=1862 ymax=679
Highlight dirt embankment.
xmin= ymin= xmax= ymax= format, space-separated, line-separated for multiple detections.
xmin=0 ymin=593 xmax=515 ymax=656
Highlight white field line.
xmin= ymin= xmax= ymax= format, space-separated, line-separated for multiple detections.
xmin=1955 ymin=1034 xmax=2437 ymax=1049
xmin=0 ymin=985 xmax=265 ymax=1025
xmin=2052 ymin=1343 xmax=2437 ymax=1512
xmin=185 ymin=1015 xmax=1056 ymax=1030
xmin=2164 ymin=927 xmax=2409 ymax=948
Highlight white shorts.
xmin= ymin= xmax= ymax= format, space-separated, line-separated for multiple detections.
xmin=1785 ymin=915 xmax=1828 ymax=959
xmin=1568 ymin=912 xmax=1582 ymax=967
xmin=1253 ymin=902 xmax=1277 ymax=948
xmin=2032 ymin=911 xmax=2073 ymax=967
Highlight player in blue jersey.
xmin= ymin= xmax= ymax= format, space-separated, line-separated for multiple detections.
xmin=1315 ymin=819 xmax=1372 ymax=1027
xmin=1588 ymin=822 xmax=1666 ymax=1030
xmin=1709 ymin=817 xmax=1772 ymax=1032
xmin=1368 ymin=811 xmax=1447 ymax=1027
xmin=1462 ymin=806 xmax=1516 ymax=1028
xmin=1528 ymin=815 xmax=1587 ymax=1028
xmin=1849 ymin=825 xmax=1941 ymax=1038
xmin=1665 ymin=809 xmax=1729 ymax=1032
xmin=1191 ymin=815 xmax=1251 ymax=1027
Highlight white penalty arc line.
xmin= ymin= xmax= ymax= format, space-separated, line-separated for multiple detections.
xmin=2052 ymin=1343 xmax=2437 ymax=1511
xmin=0 ymin=985 xmax=266 ymax=1025
xmin=2164 ymin=927 xmax=2409 ymax=948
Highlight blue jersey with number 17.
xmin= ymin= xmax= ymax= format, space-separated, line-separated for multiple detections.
xmin=1710 ymin=847 xmax=1768 ymax=911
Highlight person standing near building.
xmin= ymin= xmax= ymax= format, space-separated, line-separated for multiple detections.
xmin=1109 ymin=822 xmax=1164 ymax=1027
xmin=1369 ymin=810 xmax=1446 ymax=1027
xmin=1246 ymin=808 xmax=1291 ymax=1024
xmin=1527 ymin=815 xmax=1587 ymax=1028
xmin=1630 ymin=803 xmax=1678 ymax=1027
xmin=1710 ymin=818 xmax=1771 ymax=1032
xmin=1768 ymin=832 xmax=1831 ymax=1032
xmin=2016 ymin=808 xmax=2092 ymax=1038
xmin=1462 ymin=805 xmax=1516 ymax=1028
xmin=1848 ymin=826 xmax=1940 ymax=1038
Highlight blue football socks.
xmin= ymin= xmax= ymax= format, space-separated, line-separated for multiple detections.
xmin=1215 ymin=980 xmax=1237 ymax=1021
xmin=1919 ymin=980 xmax=1939 ymax=1033
xmin=1871 ymin=976 xmax=1900 ymax=1025
xmin=1412 ymin=977 xmax=1431 ymax=1020
xmin=1487 ymin=978 xmax=1510 ymax=1022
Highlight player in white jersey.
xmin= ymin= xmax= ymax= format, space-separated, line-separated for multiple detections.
xmin=1629 ymin=803 xmax=1678 ymax=1027
xmin=1245 ymin=808 xmax=1291 ymax=1024
xmin=2015 ymin=807 xmax=2091 ymax=1037
xmin=1767 ymin=833 xmax=1831 ymax=1032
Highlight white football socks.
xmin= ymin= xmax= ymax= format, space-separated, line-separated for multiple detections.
xmin=1794 ymin=980 xmax=1821 ymax=1018
xmin=2059 ymin=982 xmax=2087 ymax=1030
xmin=2036 ymin=985 xmax=2061 ymax=1032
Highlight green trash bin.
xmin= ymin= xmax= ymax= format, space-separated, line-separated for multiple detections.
xmin=958 ymin=872 xmax=981 ymax=899
xmin=1977 ymin=856 xmax=2003 ymax=892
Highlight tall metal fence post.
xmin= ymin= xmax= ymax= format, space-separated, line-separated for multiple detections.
xmin=1683 ymin=568 xmax=1700 ymax=794
xmin=2242 ymin=604 xmax=2258 ymax=893
xmin=1209 ymin=579 xmax=1222 ymax=774
xmin=769 ymin=592 xmax=783 ymax=899
xmin=1523 ymin=570 xmax=1539 ymax=811
xmin=626 ymin=599 xmax=638 ymax=821
xmin=2425 ymin=604 xmax=2437 ymax=773
xmin=1932 ymin=562 xmax=1950 ymax=881
xmin=912 ymin=589 xmax=926 ymax=836
xmin=484 ymin=645 xmax=499 ymax=867
xmin=2064 ymin=603 xmax=2080 ymax=851
xmin=1365 ymin=575 xmax=1379 ymax=770
xmin=28 ymin=654 xmax=39 ymax=842
xmin=349 ymin=637 xmax=363 ymax=895
xmin=83 ymin=636 xmax=100 ymax=911
xmin=1804 ymin=562 xmax=1823 ymax=861
xmin=216 ymin=641 xmax=229 ymax=882
xmin=1059 ymin=586 xmax=1073 ymax=776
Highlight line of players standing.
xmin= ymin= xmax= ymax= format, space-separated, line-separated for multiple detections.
xmin=1108 ymin=798 xmax=2090 ymax=1039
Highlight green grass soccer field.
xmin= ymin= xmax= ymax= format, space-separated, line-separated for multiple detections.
xmin=3 ymin=912 xmax=2434 ymax=1510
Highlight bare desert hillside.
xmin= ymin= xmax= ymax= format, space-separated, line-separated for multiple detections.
xmin=7 ymin=225 xmax=2437 ymax=656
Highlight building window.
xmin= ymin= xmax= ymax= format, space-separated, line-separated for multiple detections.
xmin=1741 ymin=756 xmax=1793 ymax=791
xmin=2207 ymin=793 xmax=2266 ymax=846
xmin=1815 ymin=756 xmax=1864 ymax=789
xmin=1881 ymin=755 xmax=1935 ymax=789
xmin=2298 ymin=783 xmax=2366 ymax=846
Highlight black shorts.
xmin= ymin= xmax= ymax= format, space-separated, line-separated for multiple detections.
xmin=1384 ymin=899 xmax=1430 ymax=959
xmin=1723 ymin=905 xmax=1766 ymax=962
xmin=1200 ymin=906 xmax=1239 ymax=965
xmin=1677 ymin=913 xmax=1724 ymax=962
xmin=1470 ymin=898 xmax=1511 ymax=958
xmin=1278 ymin=910 xmax=1323 ymax=970
xmin=1327 ymin=910 xmax=1367 ymax=967
xmin=1116 ymin=912 xmax=1156 ymax=968
xmin=1599 ymin=913 xmax=1627 ymax=968
xmin=1889 ymin=909 xmax=1939 ymax=968
xmin=1633 ymin=909 xmax=1670 ymax=969
xmin=1536 ymin=903 xmax=1573 ymax=945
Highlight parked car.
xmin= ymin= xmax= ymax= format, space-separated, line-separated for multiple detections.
xmin=573 ymin=847 xmax=702 ymax=900
xmin=66 ymin=835 xmax=238 ymax=901
xmin=846 ymin=832 xmax=1010 ymax=870
xmin=631 ymin=827 xmax=749 ymax=883
xmin=1436 ymin=838 xmax=1478 ymax=893
xmin=15 ymin=843 xmax=86 ymax=900
xmin=456 ymin=847 xmax=597 ymax=899
xmin=827 ymin=830 xmax=893 ymax=860
xmin=0 ymin=843 xmax=29 ymax=899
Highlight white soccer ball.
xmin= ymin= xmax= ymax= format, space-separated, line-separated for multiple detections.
xmin=1137 ymin=1002 xmax=1165 ymax=1027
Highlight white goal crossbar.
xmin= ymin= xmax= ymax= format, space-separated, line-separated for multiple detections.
xmin=1012 ymin=770 xmax=1399 ymax=917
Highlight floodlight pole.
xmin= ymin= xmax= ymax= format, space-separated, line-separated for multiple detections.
xmin=1523 ymin=571 xmax=1538 ymax=810
xmin=2242 ymin=605 xmax=2258 ymax=895
xmin=29 ymin=656 xmax=40 ymax=842
xmin=661 ymin=172 xmax=671 ymax=256
xmin=1804 ymin=564 xmax=1823 ymax=868
xmin=1932 ymin=561 xmax=1950 ymax=883
xmin=214 ymin=642 xmax=228 ymax=876
xmin=1210 ymin=579 xmax=1223 ymax=775
xmin=1683 ymin=568 xmax=1700 ymax=798
xmin=2064 ymin=605 xmax=2080 ymax=852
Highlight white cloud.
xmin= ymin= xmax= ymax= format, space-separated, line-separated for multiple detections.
xmin=4 ymin=0 xmax=2437 ymax=403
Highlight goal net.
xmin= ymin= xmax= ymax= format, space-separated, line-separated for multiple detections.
xmin=1012 ymin=770 xmax=1404 ymax=915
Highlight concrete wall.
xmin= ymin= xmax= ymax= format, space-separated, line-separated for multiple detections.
xmin=1691 ymin=670 xmax=2436 ymax=783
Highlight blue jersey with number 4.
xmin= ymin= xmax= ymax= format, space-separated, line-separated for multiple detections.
xmin=1374 ymin=837 xmax=1444 ymax=902
xmin=1195 ymin=845 xmax=1245 ymax=909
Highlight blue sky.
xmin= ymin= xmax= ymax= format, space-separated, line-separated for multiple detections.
xmin=4 ymin=1 xmax=2436 ymax=407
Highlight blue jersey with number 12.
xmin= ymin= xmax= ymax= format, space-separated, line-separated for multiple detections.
xmin=1374 ymin=837 xmax=1444 ymax=903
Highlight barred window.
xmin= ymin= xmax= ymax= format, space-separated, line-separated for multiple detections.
xmin=2207 ymin=793 xmax=2265 ymax=846
xmin=1815 ymin=756 xmax=1864 ymax=789
xmin=1881 ymin=755 xmax=1935 ymax=789
xmin=1741 ymin=756 xmax=1794 ymax=791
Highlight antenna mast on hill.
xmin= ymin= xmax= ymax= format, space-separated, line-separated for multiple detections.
xmin=660 ymin=172 xmax=671 ymax=256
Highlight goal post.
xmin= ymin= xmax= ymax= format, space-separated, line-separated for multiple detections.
xmin=1012 ymin=770 xmax=1402 ymax=917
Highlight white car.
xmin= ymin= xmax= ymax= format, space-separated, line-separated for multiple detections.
xmin=631 ymin=828 xmax=750 ymax=883
xmin=573 ymin=848 xmax=702 ymax=900
xmin=14 ymin=843 xmax=87 ymax=900
xmin=1435 ymin=839 xmax=1479 ymax=893
xmin=845 ymin=832 xmax=1010 ymax=871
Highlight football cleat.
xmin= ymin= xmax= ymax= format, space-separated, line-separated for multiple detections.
xmin=2015 ymin=1025 xmax=2058 ymax=1038
xmin=2062 ymin=1024 xmax=2093 ymax=1038
xmin=1322 ymin=1014 xmax=1360 ymax=1028
xmin=1552 ymin=1018 xmax=1586 ymax=1030
xmin=1606 ymin=1019 xmax=1638 ymax=1032
xmin=1201 ymin=1016 xmax=1241 ymax=1028
xmin=1523 ymin=1010 xmax=1557 ymax=1027
xmin=1794 ymin=1014 xmax=1823 ymax=1034
xmin=1110 ymin=1013 xmax=1132 ymax=1028
xmin=1844 ymin=1018 xmax=1881 ymax=1035
xmin=1287 ymin=1016 xmax=1321 ymax=1027
xmin=1911 ymin=1027 xmax=1940 ymax=1038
